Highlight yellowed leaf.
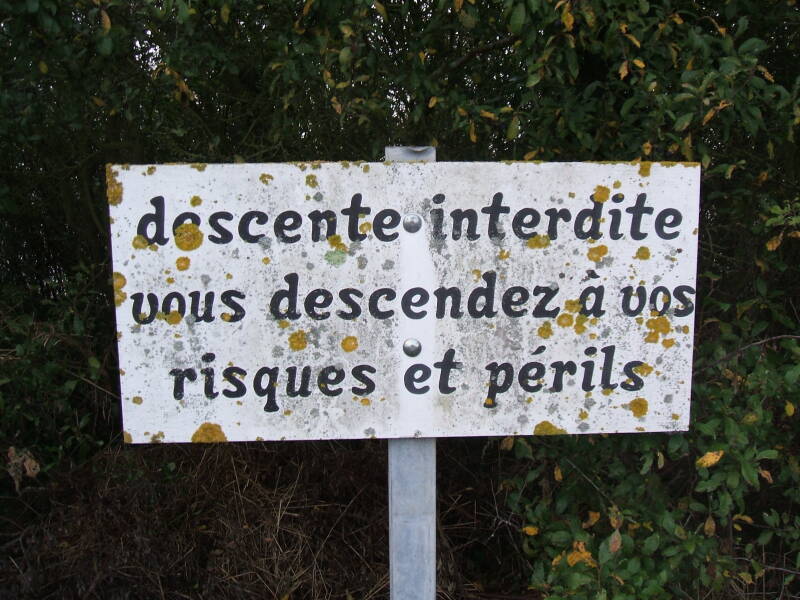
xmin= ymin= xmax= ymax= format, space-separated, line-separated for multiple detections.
xmin=702 ymin=108 xmax=717 ymax=125
xmin=302 ymin=0 xmax=314 ymax=16
xmin=567 ymin=541 xmax=597 ymax=567
xmin=220 ymin=4 xmax=230 ymax=24
xmin=101 ymin=9 xmax=111 ymax=33
xmin=562 ymin=8 xmax=575 ymax=32
xmin=523 ymin=150 xmax=538 ymax=160
xmin=468 ymin=121 xmax=476 ymax=143
xmin=479 ymin=109 xmax=498 ymax=120
xmin=641 ymin=141 xmax=652 ymax=156
xmin=554 ymin=465 xmax=563 ymax=481
xmin=619 ymin=60 xmax=629 ymax=80
xmin=330 ymin=96 xmax=342 ymax=114
xmin=739 ymin=572 xmax=754 ymax=585
xmin=734 ymin=514 xmax=754 ymax=525
xmin=696 ymin=450 xmax=724 ymax=468
xmin=759 ymin=468 xmax=773 ymax=484
xmin=38 ymin=61 xmax=48 ymax=74
xmin=500 ymin=436 xmax=514 ymax=451
xmin=428 ymin=96 xmax=438 ymax=108
xmin=757 ymin=65 xmax=775 ymax=83
xmin=786 ymin=401 xmax=796 ymax=416
xmin=626 ymin=34 xmax=642 ymax=48
xmin=787 ymin=231 xmax=800 ymax=239
xmin=457 ymin=106 xmax=468 ymax=117
xmin=522 ymin=525 xmax=539 ymax=536
xmin=633 ymin=58 xmax=645 ymax=69
xmin=609 ymin=529 xmax=622 ymax=554
xmin=454 ymin=0 xmax=464 ymax=12
xmin=704 ymin=515 xmax=716 ymax=536
xmin=765 ymin=233 xmax=783 ymax=251
xmin=373 ymin=1 xmax=387 ymax=20
xmin=671 ymin=13 xmax=684 ymax=25
xmin=582 ymin=511 xmax=601 ymax=529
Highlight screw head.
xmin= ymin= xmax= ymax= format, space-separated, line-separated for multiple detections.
xmin=403 ymin=213 xmax=423 ymax=233
xmin=403 ymin=338 xmax=422 ymax=357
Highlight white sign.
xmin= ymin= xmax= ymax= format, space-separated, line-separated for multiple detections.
xmin=108 ymin=161 xmax=700 ymax=443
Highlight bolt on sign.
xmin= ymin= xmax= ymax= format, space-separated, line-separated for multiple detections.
xmin=107 ymin=161 xmax=700 ymax=444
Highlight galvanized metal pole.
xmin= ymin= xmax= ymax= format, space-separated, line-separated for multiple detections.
xmin=385 ymin=146 xmax=437 ymax=600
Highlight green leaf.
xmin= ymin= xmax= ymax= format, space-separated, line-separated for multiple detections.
xmin=506 ymin=116 xmax=520 ymax=140
xmin=674 ymin=113 xmax=694 ymax=132
xmin=509 ymin=3 xmax=526 ymax=35
xmin=97 ymin=36 xmax=113 ymax=56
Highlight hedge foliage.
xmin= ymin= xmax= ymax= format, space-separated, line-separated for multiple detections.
xmin=1 ymin=0 xmax=799 ymax=597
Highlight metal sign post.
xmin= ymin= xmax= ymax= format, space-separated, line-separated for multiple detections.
xmin=385 ymin=146 xmax=437 ymax=600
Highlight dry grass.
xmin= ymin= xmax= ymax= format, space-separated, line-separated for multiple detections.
xmin=1 ymin=438 xmax=531 ymax=599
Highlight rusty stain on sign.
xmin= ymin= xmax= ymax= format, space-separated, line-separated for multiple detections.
xmin=108 ymin=161 xmax=700 ymax=443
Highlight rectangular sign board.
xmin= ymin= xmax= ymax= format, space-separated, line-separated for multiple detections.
xmin=108 ymin=161 xmax=699 ymax=443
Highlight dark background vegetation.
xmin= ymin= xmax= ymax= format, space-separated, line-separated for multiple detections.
xmin=1 ymin=0 xmax=799 ymax=598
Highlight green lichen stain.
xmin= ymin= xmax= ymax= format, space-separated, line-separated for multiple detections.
xmin=325 ymin=249 xmax=347 ymax=266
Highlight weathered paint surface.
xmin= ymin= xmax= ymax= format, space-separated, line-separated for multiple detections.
xmin=108 ymin=162 xmax=700 ymax=443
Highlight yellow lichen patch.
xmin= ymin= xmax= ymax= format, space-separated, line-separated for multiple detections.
xmin=484 ymin=397 xmax=497 ymax=408
xmin=613 ymin=180 xmax=621 ymax=189
xmin=145 ymin=166 xmax=156 ymax=175
xmin=277 ymin=319 xmax=290 ymax=329
xmin=362 ymin=164 xmax=370 ymax=173
xmin=671 ymin=413 xmax=680 ymax=421
xmin=262 ymin=257 xmax=271 ymax=265
xmin=191 ymin=422 xmax=227 ymax=443
xmin=522 ymin=525 xmax=539 ymax=536
xmin=594 ymin=185 xmax=610 ymax=203
xmin=221 ymin=313 xmax=232 ymax=322
xmin=587 ymin=244 xmax=608 ymax=262
xmin=579 ymin=409 xmax=589 ymax=420
xmin=176 ymin=257 xmax=190 ymax=271
xmin=645 ymin=315 xmax=671 ymax=343
xmin=662 ymin=338 xmax=676 ymax=348
xmin=327 ymin=234 xmax=348 ymax=252
xmin=166 ymin=277 xmax=175 ymax=284
xmin=174 ymin=223 xmax=204 ymax=251
xmin=471 ymin=269 xmax=482 ymax=282
xmin=628 ymin=397 xmax=649 ymax=418
xmin=527 ymin=234 xmax=550 ymax=249
xmin=288 ymin=330 xmax=308 ymax=351
xmin=106 ymin=165 xmax=123 ymax=205
xmin=633 ymin=363 xmax=654 ymax=377
xmin=113 ymin=272 xmax=127 ymax=306
xmin=305 ymin=174 xmax=319 ymax=188
xmin=259 ymin=173 xmax=274 ymax=185
xmin=190 ymin=163 xmax=207 ymax=171
xmin=634 ymin=246 xmax=651 ymax=260
xmin=564 ymin=299 xmax=581 ymax=313
xmin=283 ymin=409 xmax=293 ymax=416
xmin=225 ymin=273 xmax=233 ymax=280
xmin=190 ymin=195 xmax=202 ymax=207
xmin=165 ymin=311 xmax=182 ymax=325
xmin=132 ymin=396 xmax=143 ymax=405
xmin=602 ymin=388 xmax=613 ymax=396
xmin=359 ymin=222 xmax=372 ymax=234
xmin=150 ymin=431 xmax=164 ymax=443
xmin=573 ymin=314 xmax=589 ymax=334
xmin=534 ymin=421 xmax=567 ymax=435
xmin=123 ymin=431 xmax=132 ymax=443
xmin=538 ymin=321 xmax=553 ymax=339
xmin=341 ymin=336 xmax=358 ymax=352
xmin=639 ymin=161 xmax=652 ymax=177
xmin=360 ymin=397 xmax=371 ymax=406
xmin=556 ymin=313 xmax=574 ymax=328
xmin=132 ymin=234 xmax=149 ymax=249
xmin=498 ymin=249 xmax=511 ymax=260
